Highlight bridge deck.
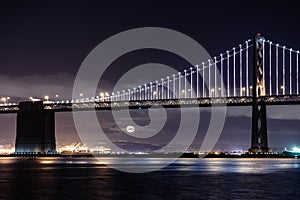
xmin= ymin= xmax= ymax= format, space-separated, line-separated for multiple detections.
xmin=1 ymin=95 xmax=300 ymax=113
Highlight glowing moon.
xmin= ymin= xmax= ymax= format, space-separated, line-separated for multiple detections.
xmin=126 ymin=126 xmax=135 ymax=133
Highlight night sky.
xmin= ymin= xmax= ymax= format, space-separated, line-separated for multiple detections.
xmin=0 ymin=0 xmax=300 ymax=151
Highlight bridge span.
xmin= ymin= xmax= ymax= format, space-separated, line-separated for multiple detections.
xmin=1 ymin=34 xmax=300 ymax=154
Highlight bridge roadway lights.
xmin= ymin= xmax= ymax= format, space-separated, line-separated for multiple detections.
xmin=15 ymin=101 xmax=56 ymax=154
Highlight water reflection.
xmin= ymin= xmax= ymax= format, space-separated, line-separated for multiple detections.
xmin=163 ymin=158 xmax=300 ymax=174
xmin=0 ymin=157 xmax=299 ymax=199
xmin=24 ymin=157 xmax=300 ymax=173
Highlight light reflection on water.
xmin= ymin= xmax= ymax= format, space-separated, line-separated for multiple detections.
xmin=1 ymin=157 xmax=299 ymax=173
xmin=0 ymin=157 xmax=299 ymax=199
xmin=158 ymin=158 xmax=300 ymax=174
xmin=1 ymin=157 xmax=300 ymax=173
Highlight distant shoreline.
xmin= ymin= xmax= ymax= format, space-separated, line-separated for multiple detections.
xmin=0 ymin=152 xmax=298 ymax=159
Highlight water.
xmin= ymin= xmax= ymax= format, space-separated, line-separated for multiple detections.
xmin=0 ymin=158 xmax=299 ymax=199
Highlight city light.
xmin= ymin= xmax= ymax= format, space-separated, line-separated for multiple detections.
xmin=29 ymin=97 xmax=40 ymax=102
xmin=0 ymin=97 xmax=10 ymax=105
xmin=292 ymin=147 xmax=300 ymax=153
xmin=56 ymin=143 xmax=111 ymax=155
xmin=0 ymin=144 xmax=14 ymax=154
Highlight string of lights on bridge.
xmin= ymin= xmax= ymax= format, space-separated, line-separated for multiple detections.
xmin=2 ymin=37 xmax=300 ymax=107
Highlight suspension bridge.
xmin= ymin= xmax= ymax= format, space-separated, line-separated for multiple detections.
xmin=1 ymin=34 xmax=300 ymax=154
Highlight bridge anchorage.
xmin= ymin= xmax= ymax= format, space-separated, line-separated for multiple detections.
xmin=1 ymin=33 xmax=300 ymax=154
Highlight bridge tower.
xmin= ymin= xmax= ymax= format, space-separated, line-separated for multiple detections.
xmin=249 ymin=34 xmax=269 ymax=153
xmin=15 ymin=101 xmax=56 ymax=153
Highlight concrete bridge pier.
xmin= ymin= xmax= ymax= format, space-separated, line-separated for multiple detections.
xmin=15 ymin=101 xmax=56 ymax=153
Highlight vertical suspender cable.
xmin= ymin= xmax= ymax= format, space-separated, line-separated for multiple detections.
xmin=290 ymin=49 xmax=292 ymax=94
xmin=246 ymin=41 xmax=249 ymax=96
xmin=269 ymin=42 xmax=272 ymax=95
xmin=276 ymin=44 xmax=279 ymax=95
xmin=283 ymin=46 xmax=286 ymax=95
xmin=233 ymin=48 xmax=236 ymax=96
xmin=221 ymin=54 xmax=224 ymax=97
xmin=239 ymin=44 xmax=243 ymax=96
xmin=227 ymin=51 xmax=230 ymax=97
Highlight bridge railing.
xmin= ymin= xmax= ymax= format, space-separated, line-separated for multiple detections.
xmin=0 ymin=104 xmax=19 ymax=113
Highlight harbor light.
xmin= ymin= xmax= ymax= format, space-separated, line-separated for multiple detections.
xmin=292 ymin=147 xmax=300 ymax=153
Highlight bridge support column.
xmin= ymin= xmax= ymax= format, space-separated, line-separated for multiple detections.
xmin=249 ymin=34 xmax=269 ymax=153
xmin=250 ymin=104 xmax=269 ymax=152
xmin=15 ymin=101 xmax=56 ymax=153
